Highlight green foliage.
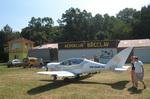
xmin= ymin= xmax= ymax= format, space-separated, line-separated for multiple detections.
xmin=58 ymin=8 xmax=94 ymax=41
xmin=20 ymin=5 xmax=150 ymax=43
xmin=111 ymin=20 xmax=132 ymax=39
xmin=21 ymin=17 xmax=55 ymax=45
xmin=0 ymin=25 xmax=20 ymax=62
xmin=117 ymin=8 xmax=136 ymax=23
xmin=132 ymin=5 xmax=150 ymax=38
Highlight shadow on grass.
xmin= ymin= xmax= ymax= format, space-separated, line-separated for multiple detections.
xmin=27 ymin=75 xmax=129 ymax=95
xmin=127 ymin=87 xmax=143 ymax=94
xmin=27 ymin=74 xmax=92 ymax=95
xmin=97 ymin=80 xmax=129 ymax=90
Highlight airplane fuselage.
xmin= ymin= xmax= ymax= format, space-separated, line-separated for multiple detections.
xmin=47 ymin=59 xmax=106 ymax=75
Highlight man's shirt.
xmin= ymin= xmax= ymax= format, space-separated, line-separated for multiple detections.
xmin=134 ymin=60 xmax=143 ymax=73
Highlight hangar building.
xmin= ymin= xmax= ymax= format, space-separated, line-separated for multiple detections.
xmin=118 ymin=39 xmax=150 ymax=63
xmin=58 ymin=40 xmax=119 ymax=63
xmin=28 ymin=44 xmax=58 ymax=63
xmin=28 ymin=39 xmax=150 ymax=63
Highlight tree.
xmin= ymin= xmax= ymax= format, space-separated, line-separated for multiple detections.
xmin=21 ymin=17 xmax=54 ymax=45
xmin=0 ymin=31 xmax=5 ymax=62
xmin=132 ymin=5 xmax=150 ymax=38
xmin=92 ymin=14 xmax=116 ymax=40
xmin=59 ymin=8 xmax=94 ymax=41
xmin=49 ymin=26 xmax=63 ymax=42
xmin=115 ymin=8 xmax=137 ymax=39
xmin=92 ymin=14 xmax=104 ymax=32
xmin=0 ymin=25 xmax=19 ymax=62
xmin=111 ymin=20 xmax=132 ymax=39
xmin=117 ymin=8 xmax=136 ymax=23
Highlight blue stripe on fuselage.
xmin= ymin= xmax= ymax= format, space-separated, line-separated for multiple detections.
xmin=89 ymin=65 xmax=105 ymax=68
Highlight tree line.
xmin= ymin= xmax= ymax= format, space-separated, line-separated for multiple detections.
xmin=0 ymin=5 xmax=150 ymax=62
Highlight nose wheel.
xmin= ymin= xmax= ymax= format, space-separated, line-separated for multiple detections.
xmin=45 ymin=66 xmax=48 ymax=71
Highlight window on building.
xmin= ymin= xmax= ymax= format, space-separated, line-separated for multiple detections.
xmin=12 ymin=43 xmax=21 ymax=49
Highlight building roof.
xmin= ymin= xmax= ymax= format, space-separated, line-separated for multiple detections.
xmin=8 ymin=38 xmax=34 ymax=44
xmin=118 ymin=39 xmax=150 ymax=48
xmin=33 ymin=43 xmax=58 ymax=49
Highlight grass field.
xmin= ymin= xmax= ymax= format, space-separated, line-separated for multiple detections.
xmin=0 ymin=64 xmax=150 ymax=99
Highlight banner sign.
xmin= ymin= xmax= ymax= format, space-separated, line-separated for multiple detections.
xmin=59 ymin=41 xmax=118 ymax=49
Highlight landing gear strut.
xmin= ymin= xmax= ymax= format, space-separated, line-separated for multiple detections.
xmin=52 ymin=75 xmax=57 ymax=81
xmin=75 ymin=74 xmax=80 ymax=79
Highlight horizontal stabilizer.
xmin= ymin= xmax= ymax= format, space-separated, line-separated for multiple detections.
xmin=114 ymin=66 xmax=130 ymax=72
xmin=37 ymin=71 xmax=75 ymax=77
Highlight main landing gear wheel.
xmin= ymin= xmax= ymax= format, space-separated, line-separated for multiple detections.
xmin=75 ymin=74 xmax=80 ymax=79
xmin=63 ymin=77 xmax=70 ymax=82
xmin=52 ymin=75 xmax=57 ymax=81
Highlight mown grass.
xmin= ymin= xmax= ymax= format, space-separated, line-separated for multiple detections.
xmin=0 ymin=63 xmax=150 ymax=99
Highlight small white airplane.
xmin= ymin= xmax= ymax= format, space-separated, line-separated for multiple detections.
xmin=38 ymin=47 xmax=132 ymax=81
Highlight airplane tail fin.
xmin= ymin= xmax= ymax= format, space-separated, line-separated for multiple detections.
xmin=106 ymin=47 xmax=133 ymax=70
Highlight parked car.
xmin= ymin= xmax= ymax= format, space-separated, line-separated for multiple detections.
xmin=23 ymin=57 xmax=44 ymax=68
xmin=7 ymin=59 xmax=23 ymax=67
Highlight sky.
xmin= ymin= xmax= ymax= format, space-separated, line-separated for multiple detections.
xmin=0 ymin=0 xmax=149 ymax=31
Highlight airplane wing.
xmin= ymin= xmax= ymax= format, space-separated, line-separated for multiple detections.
xmin=37 ymin=71 xmax=75 ymax=77
xmin=114 ymin=66 xmax=130 ymax=72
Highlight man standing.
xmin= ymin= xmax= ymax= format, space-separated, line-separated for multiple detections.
xmin=134 ymin=56 xmax=146 ymax=89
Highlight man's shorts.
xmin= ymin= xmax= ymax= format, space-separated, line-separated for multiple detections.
xmin=135 ymin=73 xmax=144 ymax=81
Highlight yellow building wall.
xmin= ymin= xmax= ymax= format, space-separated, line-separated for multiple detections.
xmin=8 ymin=38 xmax=33 ymax=61
xmin=9 ymin=52 xmax=28 ymax=61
